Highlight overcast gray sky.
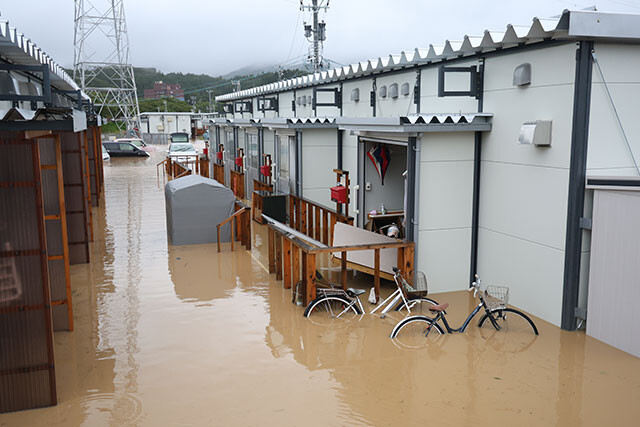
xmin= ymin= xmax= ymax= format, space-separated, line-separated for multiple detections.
xmin=2 ymin=1 xmax=640 ymax=76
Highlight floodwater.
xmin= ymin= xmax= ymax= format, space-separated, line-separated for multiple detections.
xmin=1 ymin=148 xmax=639 ymax=426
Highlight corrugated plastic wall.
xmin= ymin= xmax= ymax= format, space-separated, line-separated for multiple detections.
xmin=0 ymin=131 xmax=57 ymax=413
xmin=61 ymin=131 xmax=90 ymax=265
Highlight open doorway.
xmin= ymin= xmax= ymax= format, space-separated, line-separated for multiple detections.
xmin=357 ymin=136 xmax=407 ymax=239
xmin=245 ymin=132 xmax=259 ymax=201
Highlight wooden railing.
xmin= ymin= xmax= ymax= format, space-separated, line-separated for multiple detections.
xmin=266 ymin=219 xmax=414 ymax=306
xmin=229 ymin=170 xmax=245 ymax=199
xmin=157 ymin=155 xmax=209 ymax=181
xmin=253 ymin=179 xmax=273 ymax=193
xmin=213 ymin=163 xmax=225 ymax=183
xmin=216 ymin=204 xmax=251 ymax=252
xmin=288 ymin=194 xmax=354 ymax=246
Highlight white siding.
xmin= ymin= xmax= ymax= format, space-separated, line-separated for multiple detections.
xmin=278 ymin=91 xmax=295 ymax=118
xmin=301 ymin=129 xmax=338 ymax=208
xmin=375 ymin=71 xmax=417 ymax=117
xmin=588 ymin=43 xmax=640 ymax=176
xmin=342 ymin=78 xmax=374 ymax=117
xmin=478 ymin=43 xmax=577 ymax=326
xmin=417 ymin=132 xmax=474 ymax=293
xmin=420 ymin=59 xmax=480 ymax=113
xmin=342 ymin=132 xmax=359 ymax=218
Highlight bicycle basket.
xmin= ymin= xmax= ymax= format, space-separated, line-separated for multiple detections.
xmin=484 ymin=285 xmax=509 ymax=311
xmin=402 ymin=271 xmax=428 ymax=298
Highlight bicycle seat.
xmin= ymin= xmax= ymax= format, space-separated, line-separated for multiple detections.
xmin=347 ymin=288 xmax=366 ymax=297
xmin=428 ymin=303 xmax=449 ymax=312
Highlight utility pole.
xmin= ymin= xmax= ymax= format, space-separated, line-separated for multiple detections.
xmin=301 ymin=0 xmax=329 ymax=72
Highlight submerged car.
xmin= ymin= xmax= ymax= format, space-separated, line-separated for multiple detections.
xmin=102 ymin=145 xmax=110 ymax=161
xmin=169 ymin=132 xmax=190 ymax=143
xmin=103 ymin=141 xmax=150 ymax=157
xmin=167 ymin=142 xmax=197 ymax=160
xmin=114 ymin=137 xmax=151 ymax=152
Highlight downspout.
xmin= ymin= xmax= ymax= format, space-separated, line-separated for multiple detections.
xmin=296 ymin=129 xmax=302 ymax=196
xmin=469 ymin=59 xmax=485 ymax=287
xmin=406 ymin=136 xmax=418 ymax=242
xmin=337 ymin=129 xmax=343 ymax=170
xmin=561 ymin=40 xmax=594 ymax=331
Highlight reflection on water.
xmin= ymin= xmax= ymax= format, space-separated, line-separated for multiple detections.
xmin=1 ymin=149 xmax=639 ymax=426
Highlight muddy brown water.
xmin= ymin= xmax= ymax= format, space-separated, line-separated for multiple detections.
xmin=1 ymin=149 xmax=639 ymax=426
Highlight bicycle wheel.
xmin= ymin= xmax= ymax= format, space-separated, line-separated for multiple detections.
xmin=303 ymin=295 xmax=361 ymax=326
xmin=394 ymin=297 xmax=439 ymax=315
xmin=478 ymin=308 xmax=539 ymax=335
xmin=390 ymin=315 xmax=444 ymax=348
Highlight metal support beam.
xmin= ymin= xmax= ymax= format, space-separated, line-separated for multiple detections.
xmin=561 ymin=41 xmax=594 ymax=331
xmin=406 ymin=136 xmax=417 ymax=242
xmin=337 ymin=129 xmax=343 ymax=170
xmin=469 ymin=131 xmax=482 ymax=286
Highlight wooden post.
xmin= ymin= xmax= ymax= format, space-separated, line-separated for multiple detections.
xmin=230 ymin=217 xmax=235 ymax=251
xmin=289 ymin=196 xmax=295 ymax=227
xmin=244 ymin=210 xmax=251 ymax=250
xmin=397 ymin=247 xmax=405 ymax=275
xmin=54 ymin=136 xmax=73 ymax=331
xmin=322 ymin=210 xmax=328 ymax=245
xmin=404 ymin=245 xmax=415 ymax=285
xmin=304 ymin=252 xmax=316 ymax=305
xmin=374 ymin=248 xmax=381 ymax=302
xmin=341 ymin=251 xmax=347 ymax=290
xmin=295 ymin=197 xmax=301 ymax=231
xmin=300 ymin=201 xmax=307 ymax=235
xmin=217 ymin=225 xmax=221 ymax=253
xmin=314 ymin=206 xmax=321 ymax=241
xmin=268 ymin=226 xmax=275 ymax=273
xmin=275 ymin=234 xmax=283 ymax=280
xmin=283 ymin=238 xmax=292 ymax=289
xmin=292 ymin=245 xmax=300 ymax=297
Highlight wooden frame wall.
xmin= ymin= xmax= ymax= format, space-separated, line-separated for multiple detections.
xmin=0 ymin=131 xmax=57 ymax=412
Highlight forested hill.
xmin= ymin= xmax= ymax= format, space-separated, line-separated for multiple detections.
xmin=72 ymin=66 xmax=307 ymax=112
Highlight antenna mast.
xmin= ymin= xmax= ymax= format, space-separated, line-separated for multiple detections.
xmin=74 ymin=0 xmax=141 ymax=133
xmin=300 ymin=0 xmax=329 ymax=72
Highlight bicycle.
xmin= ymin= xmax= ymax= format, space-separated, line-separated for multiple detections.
xmin=303 ymin=267 xmax=438 ymax=324
xmin=390 ymin=274 xmax=539 ymax=343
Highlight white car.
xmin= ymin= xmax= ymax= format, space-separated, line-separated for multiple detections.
xmin=167 ymin=142 xmax=197 ymax=161
xmin=102 ymin=145 xmax=110 ymax=161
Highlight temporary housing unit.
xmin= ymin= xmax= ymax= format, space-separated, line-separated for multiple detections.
xmin=212 ymin=9 xmax=640 ymax=347
xmin=165 ymin=175 xmax=236 ymax=245
xmin=0 ymin=18 xmax=102 ymax=412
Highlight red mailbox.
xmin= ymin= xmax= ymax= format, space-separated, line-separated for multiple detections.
xmin=235 ymin=156 xmax=243 ymax=168
xmin=216 ymin=151 xmax=223 ymax=160
xmin=330 ymin=185 xmax=347 ymax=204
xmin=260 ymin=164 xmax=271 ymax=177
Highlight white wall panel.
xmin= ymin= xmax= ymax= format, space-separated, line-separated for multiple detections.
xmin=278 ymin=91 xmax=295 ymax=118
xmin=417 ymin=228 xmax=471 ymax=293
xmin=375 ymin=72 xmax=417 ymax=117
xmin=301 ymin=129 xmax=337 ymax=208
xmin=342 ymin=78 xmax=374 ymax=117
xmin=420 ymin=61 xmax=479 ymax=113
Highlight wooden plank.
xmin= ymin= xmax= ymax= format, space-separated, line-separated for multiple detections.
xmin=275 ymin=234 xmax=282 ymax=280
xmin=295 ymin=197 xmax=301 ymax=231
xmin=314 ymin=206 xmax=321 ymax=241
xmin=331 ymin=258 xmax=395 ymax=281
xmin=292 ymin=245 xmax=300 ymax=298
xmin=31 ymin=140 xmax=57 ymax=405
xmin=267 ymin=226 xmax=275 ymax=273
xmin=288 ymin=196 xmax=295 ymax=228
xmin=374 ymin=248 xmax=381 ymax=302
xmin=283 ymin=238 xmax=292 ymax=289
xmin=404 ymin=245 xmax=415 ymax=286
xmin=305 ymin=253 xmax=316 ymax=306
xmin=300 ymin=200 xmax=307 ymax=235
xmin=322 ymin=210 xmax=328 ymax=245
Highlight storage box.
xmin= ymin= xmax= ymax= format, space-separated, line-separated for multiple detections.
xmin=330 ymin=185 xmax=347 ymax=204
xmin=235 ymin=156 xmax=243 ymax=168
xmin=216 ymin=151 xmax=223 ymax=160
xmin=260 ymin=164 xmax=271 ymax=177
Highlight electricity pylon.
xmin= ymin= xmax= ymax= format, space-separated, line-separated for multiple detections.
xmin=73 ymin=0 xmax=141 ymax=133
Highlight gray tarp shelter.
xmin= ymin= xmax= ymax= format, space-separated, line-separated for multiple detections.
xmin=165 ymin=175 xmax=235 ymax=245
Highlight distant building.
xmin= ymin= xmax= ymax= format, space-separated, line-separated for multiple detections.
xmin=143 ymin=81 xmax=185 ymax=100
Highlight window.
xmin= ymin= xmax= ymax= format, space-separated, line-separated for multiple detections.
xmin=278 ymin=135 xmax=292 ymax=176
xmin=119 ymin=143 xmax=135 ymax=151
xmin=225 ymin=131 xmax=234 ymax=160
xmin=247 ymin=133 xmax=258 ymax=168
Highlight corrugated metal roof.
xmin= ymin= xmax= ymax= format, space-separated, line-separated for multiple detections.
xmin=216 ymin=9 xmax=640 ymax=103
xmin=336 ymin=113 xmax=493 ymax=133
xmin=0 ymin=19 xmax=88 ymax=99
